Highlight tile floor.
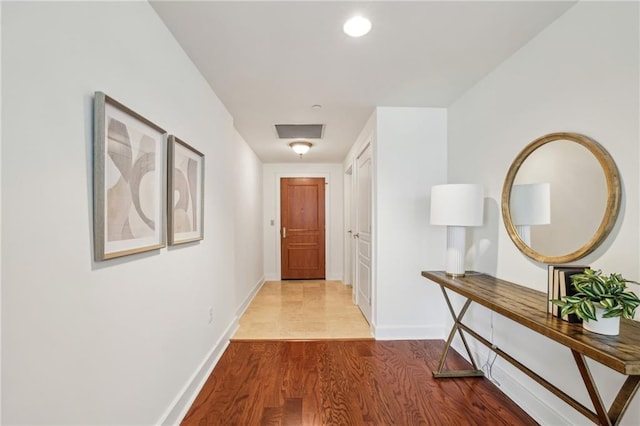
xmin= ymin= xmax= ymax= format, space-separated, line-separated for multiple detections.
xmin=232 ymin=280 xmax=373 ymax=340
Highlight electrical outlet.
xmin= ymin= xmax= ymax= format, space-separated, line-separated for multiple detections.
xmin=208 ymin=306 xmax=213 ymax=324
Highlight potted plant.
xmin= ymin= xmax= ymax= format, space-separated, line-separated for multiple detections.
xmin=551 ymin=268 xmax=640 ymax=335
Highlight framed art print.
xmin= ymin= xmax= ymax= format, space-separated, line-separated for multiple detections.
xmin=168 ymin=135 xmax=204 ymax=245
xmin=93 ymin=91 xmax=166 ymax=261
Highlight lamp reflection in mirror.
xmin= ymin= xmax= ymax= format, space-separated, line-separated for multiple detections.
xmin=289 ymin=141 xmax=312 ymax=157
xmin=510 ymin=183 xmax=550 ymax=246
xmin=430 ymin=184 xmax=484 ymax=277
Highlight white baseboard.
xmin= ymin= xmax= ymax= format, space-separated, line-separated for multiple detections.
xmin=450 ymin=340 xmax=573 ymax=425
xmin=236 ymin=276 xmax=265 ymax=317
xmin=373 ymin=324 xmax=443 ymax=340
xmin=490 ymin=361 xmax=572 ymax=425
xmin=158 ymin=318 xmax=238 ymax=426
xmin=264 ymin=274 xmax=279 ymax=281
xmin=158 ymin=276 xmax=265 ymax=425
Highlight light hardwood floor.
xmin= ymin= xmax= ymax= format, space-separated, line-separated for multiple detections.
xmin=232 ymin=280 xmax=373 ymax=340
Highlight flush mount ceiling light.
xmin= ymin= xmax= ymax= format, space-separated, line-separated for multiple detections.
xmin=289 ymin=141 xmax=312 ymax=157
xmin=343 ymin=16 xmax=372 ymax=37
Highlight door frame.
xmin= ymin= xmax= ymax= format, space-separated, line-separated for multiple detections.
xmin=280 ymin=177 xmax=326 ymax=279
xmin=274 ymin=172 xmax=332 ymax=280
xmin=353 ymin=142 xmax=373 ymax=324
xmin=344 ymin=165 xmax=354 ymax=288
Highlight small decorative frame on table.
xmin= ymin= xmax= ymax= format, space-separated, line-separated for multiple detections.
xmin=167 ymin=135 xmax=204 ymax=245
xmin=93 ymin=92 xmax=167 ymax=261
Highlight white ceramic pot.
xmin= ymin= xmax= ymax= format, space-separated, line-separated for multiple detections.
xmin=582 ymin=306 xmax=620 ymax=336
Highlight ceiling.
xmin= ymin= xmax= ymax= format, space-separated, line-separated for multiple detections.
xmin=151 ymin=1 xmax=575 ymax=163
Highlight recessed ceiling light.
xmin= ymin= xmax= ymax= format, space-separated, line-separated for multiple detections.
xmin=343 ymin=16 xmax=371 ymax=38
xmin=312 ymin=104 xmax=322 ymax=110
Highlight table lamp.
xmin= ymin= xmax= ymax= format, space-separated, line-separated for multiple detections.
xmin=430 ymin=184 xmax=484 ymax=277
xmin=510 ymin=183 xmax=551 ymax=246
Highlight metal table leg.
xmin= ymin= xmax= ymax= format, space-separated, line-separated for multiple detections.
xmin=433 ymin=287 xmax=484 ymax=378
xmin=573 ymin=351 xmax=640 ymax=426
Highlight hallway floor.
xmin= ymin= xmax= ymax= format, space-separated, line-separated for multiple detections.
xmin=182 ymin=340 xmax=537 ymax=425
xmin=232 ymin=280 xmax=373 ymax=340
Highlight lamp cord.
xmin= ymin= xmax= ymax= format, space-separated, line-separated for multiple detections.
xmin=482 ymin=312 xmax=501 ymax=386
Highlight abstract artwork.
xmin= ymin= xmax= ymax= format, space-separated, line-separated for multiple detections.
xmin=168 ymin=135 xmax=204 ymax=245
xmin=93 ymin=92 xmax=166 ymax=260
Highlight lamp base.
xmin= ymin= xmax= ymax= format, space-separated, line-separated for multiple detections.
xmin=516 ymin=225 xmax=531 ymax=246
xmin=445 ymin=226 xmax=467 ymax=276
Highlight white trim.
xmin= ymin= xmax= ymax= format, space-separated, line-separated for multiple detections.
xmin=158 ymin=319 xmax=237 ymax=425
xmin=343 ymin=165 xmax=353 ymax=287
xmin=373 ymin=324 xmax=442 ymax=340
xmin=236 ymin=276 xmax=265 ymax=317
xmin=450 ymin=341 xmax=575 ymax=425
xmin=274 ymin=172 xmax=332 ymax=280
xmin=490 ymin=360 xmax=573 ymax=425
xmin=160 ymin=276 xmax=266 ymax=425
xmin=356 ymin=139 xmax=376 ymax=326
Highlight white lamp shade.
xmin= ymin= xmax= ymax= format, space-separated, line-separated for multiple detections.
xmin=430 ymin=184 xmax=484 ymax=226
xmin=289 ymin=141 xmax=312 ymax=155
xmin=510 ymin=183 xmax=550 ymax=226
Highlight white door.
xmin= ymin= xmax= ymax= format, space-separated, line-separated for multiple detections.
xmin=355 ymin=143 xmax=372 ymax=324
xmin=344 ymin=165 xmax=354 ymax=289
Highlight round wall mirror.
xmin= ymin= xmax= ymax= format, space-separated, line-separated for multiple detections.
xmin=501 ymin=132 xmax=621 ymax=264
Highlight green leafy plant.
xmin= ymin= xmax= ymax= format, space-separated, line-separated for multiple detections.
xmin=551 ymin=268 xmax=640 ymax=321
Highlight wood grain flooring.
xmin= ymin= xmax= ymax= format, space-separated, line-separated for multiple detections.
xmin=182 ymin=340 xmax=538 ymax=425
xmin=232 ymin=281 xmax=372 ymax=340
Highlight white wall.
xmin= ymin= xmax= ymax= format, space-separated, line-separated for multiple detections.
xmin=448 ymin=2 xmax=639 ymax=424
xmin=373 ymin=107 xmax=448 ymax=339
xmin=263 ymin=163 xmax=344 ymax=281
xmin=343 ymin=113 xmax=376 ymax=172
xmin=1 ymin=2 xmax=263 ymax=425
xmin=234 ymin=132 xmax=264 ymax=314
xmin=345 ymin=108 xmax=448 ymax=337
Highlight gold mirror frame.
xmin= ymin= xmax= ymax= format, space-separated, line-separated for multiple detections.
xmin=501 ymin=132 xmax=621 ymax=264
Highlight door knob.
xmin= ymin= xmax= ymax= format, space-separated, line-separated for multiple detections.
xmin=353 ymin=233 xmax=360 ymax=238
xmin=282 ymin=227 xmax=286 ymax=239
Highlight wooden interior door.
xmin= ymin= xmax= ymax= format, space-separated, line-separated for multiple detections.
xmin=280 ymin=178 xmax=326 ymax=279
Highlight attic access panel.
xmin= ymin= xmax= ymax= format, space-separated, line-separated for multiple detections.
xmin=275 ymin=124 xmax=324 ymax=139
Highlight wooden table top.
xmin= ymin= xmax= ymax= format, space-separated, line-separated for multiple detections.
xmin=422 ymin=271 xmax=640 ymax=375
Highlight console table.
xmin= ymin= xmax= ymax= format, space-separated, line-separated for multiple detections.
xmin=422 ymin=271 xmax=640 ymax=426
